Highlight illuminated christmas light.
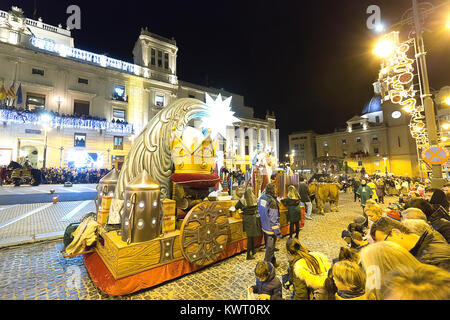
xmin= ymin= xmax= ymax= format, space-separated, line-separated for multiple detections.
xmin=201 ymin=93 xmax=240 ymax=139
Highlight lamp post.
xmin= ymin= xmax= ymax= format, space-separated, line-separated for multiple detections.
xmin=411 ymin=0 xmax=444 ymax=188
xmin=40 ymin=113 xmax=52 ymax=169
xmin=374 ymin=1 xmax=448 ymax=188
xmin=54 ymin=96 xmax=64 ymax=115
xmin=59 ymin=146 xmax=64 ymax=168
xmin=42 ymin=126 xmax=50 ymax=168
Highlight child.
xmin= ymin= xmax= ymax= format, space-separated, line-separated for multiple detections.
xmin=332 ymin=260 xmax=366 ymax=300
xmin=249 ymin=261 xmax=283 ymax=300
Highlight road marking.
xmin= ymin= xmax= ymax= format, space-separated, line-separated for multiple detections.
xmin=0 ymin=205 xmax=18 ymax=212
xmin=0 ymin=203 xmax=53 ymax=230
xmin=61 ymin=200 xmax=92 ymax=221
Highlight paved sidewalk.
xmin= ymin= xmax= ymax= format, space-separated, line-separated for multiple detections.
xmin=0 ymin=192 xmax=390 ymax=300
xmin=0 ymin=200 xmax=96 ymax=247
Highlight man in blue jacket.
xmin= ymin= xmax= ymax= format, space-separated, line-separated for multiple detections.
xmin=258 ymin=183 xmax=281 ymax=267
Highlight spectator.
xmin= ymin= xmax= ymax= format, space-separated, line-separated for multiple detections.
xmin=298 ymin=178 xmax=312 ymax=220
xmin=370 ymin=217 xmax=450 ymax=271
xmin=332 ymin=260 xmax=367 ymax=300
xmin=380 ymin=264 xmax=450 ymax=300
xmin=281 ymin=185 xmax=303 ymax=239
xmin=405 ymin=198 xmax=450 ymax=243
xmin=430 ymin=189 xmax=449 ymax=211
xmin=360 ymin=241 xmax=422 ymax=299
xmin=258 ymin=183 xmax=281 ymax=267
xmin=401 ymin=208 xmax=427 ymax=222
xmin=234 ymin=187 xmax=261 ymax=260
xmin=356 ymin=180 xmax=373 ymax=213
xmin=402 ymin=219 xmax=447 ymax=243
xmin=249 ymin=261 xmax=282 ymax=300
xmin=282 ymin=238 xmax=330 ymax=300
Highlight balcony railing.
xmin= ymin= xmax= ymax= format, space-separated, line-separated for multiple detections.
xmin=0 ymin=108 xmax=133 ymax=134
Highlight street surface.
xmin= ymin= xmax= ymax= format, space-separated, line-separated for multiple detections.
xmin=0 ymin=184 xmax=97 ymax=205
xmin=0 ymin=192 xmax=396 ymax=300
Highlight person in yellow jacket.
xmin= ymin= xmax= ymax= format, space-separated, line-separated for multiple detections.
xmin=332 ymin=260 xmax=367 ymax=300
xmin=367 ymin=180 xmax=378 ymax=202
xmin=283 ymin=238 xmax=331 ymax=300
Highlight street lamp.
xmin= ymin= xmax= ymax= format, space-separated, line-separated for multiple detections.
xmin=40 ymin=113 xmax=53 ymax=169
xmin=54 ymin=96 xmax=65 ymax=114
xmin=383 ymin=157 xmax=388 ymax=176
xmin=373 ymin=39 xmax=395 ymax=58
xmin=42 ymin=125 xmax=51 ymax=169
xmin=444 ymin=96 xmax=450 ymax=106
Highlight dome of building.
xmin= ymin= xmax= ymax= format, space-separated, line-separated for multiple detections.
xmin=362 ymin=96 xmax=382 ymax=115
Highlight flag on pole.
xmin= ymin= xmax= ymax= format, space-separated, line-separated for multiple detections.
xmin=16 ymin=83 xmax=23 ymax=105
xmin=6 ymin=81 xmax=16 ymax=98
xmin=0 ymin=81 xmax=7 ymax=101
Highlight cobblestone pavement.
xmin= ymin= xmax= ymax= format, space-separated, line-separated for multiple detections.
xmin=0 ymin=192 xmax=396 ymax=300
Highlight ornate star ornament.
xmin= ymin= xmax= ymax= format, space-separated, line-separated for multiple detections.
xmin=201 ymin=93 xmax=240 ymax=139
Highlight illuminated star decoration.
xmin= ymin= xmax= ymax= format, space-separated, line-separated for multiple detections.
xmin=201 ymin=93 xmax=240 ymax=139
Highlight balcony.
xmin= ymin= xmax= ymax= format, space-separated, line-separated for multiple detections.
xmin=0 ymin=106 xmax=133 ymax=134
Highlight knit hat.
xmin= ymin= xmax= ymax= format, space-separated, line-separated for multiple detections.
xmin=386 ymin=210 xmax=401 ymax=221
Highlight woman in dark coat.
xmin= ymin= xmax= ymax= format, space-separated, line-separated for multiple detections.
xmin=430 ymin=189 xmax=449 ymax=212
xmin=235 ymin=187 xmax=262 ymax=260
xmin=281 ymin=185 xmax=304 ymax=239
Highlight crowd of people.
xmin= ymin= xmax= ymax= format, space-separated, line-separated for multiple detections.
xmin=39 ymin=167 xmax=110 ymax=184
xmin=0 ymin=165 xmax=110 ymax=185
xmin=241 ymin=173 xmax=450 ymax=300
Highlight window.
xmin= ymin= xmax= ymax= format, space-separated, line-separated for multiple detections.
xmin=164 ymin=53 xmax=169 ymax=69
xmin=323 ymin=141 xmax=328 ymax=147
xmin=299 ymin=143 xmax=305 ymax=150
xmin=114 ymin=136 xmax=124 ymax=150
xmin=113 ymin=85 xmax=126 ymax=101
xmin=155 ymin=94 xmax=164 ymax=107
xmin=398 ymin=136 xmax=401 ymax=147
xmin=245 ymin=145 xmax=249 ymax=156
xmin=74 ymin=133 xmax=86 ymax=147
xmin=188 ymin=94 xmax=195 ymax=98
xmin=158 ymin=50 xmax=162 ymax=67
xmin=32 ymin=68 xmax=44 ymax=76
xmin=356 ymin=137 xmax=361 ymax=143
xmin=374 ymin=147 xmax=379 ymax=154
xmin=342 ymin=139 xmax=347 ymax=145
xmin=294 ymin=144 xmax=299 ymax=150
xmin=358 ymin=160 xmax=363 ymax=166
xmin=151 ymin=49 xmax=156 ymax=65
xmin=78 ymin=78 xmax=89 ymax=85
xmin=375 ymin=116 xmax=380 ymax=124
xmin=113 ymin=109 xmax=126 ymax=122
xmin=372 ymin=135 xmax=378 ymax=142
xmin=26 ymin=93 xmax=45 ymax=111
xmin=74 ymin=100 xmax=90 ymax=116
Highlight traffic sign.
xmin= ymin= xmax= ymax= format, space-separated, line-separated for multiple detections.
xmin=421 ymin=145 xmax=450 ymax=166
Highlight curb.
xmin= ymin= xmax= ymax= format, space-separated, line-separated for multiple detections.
xmin=0 ymin=231 xmax=64 ymax=248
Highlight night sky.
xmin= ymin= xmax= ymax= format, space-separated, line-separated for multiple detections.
xmin=2 ymin=0 xmax=450 ymax=156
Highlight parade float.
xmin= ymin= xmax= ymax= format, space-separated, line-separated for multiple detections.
xmin=70 ymin=94 xmax=299 ymax=295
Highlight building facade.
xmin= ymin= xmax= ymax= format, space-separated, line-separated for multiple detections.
xmin=290 ymin=96 xmax=423 ymax=177
xmin=0 ymin=6 xmax=278 ymax=171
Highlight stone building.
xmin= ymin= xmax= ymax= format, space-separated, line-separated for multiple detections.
xmin=290 ymin=95 xmax=424 ymax=177
xmin=0 ymin=6 xmax=278 ymax=171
